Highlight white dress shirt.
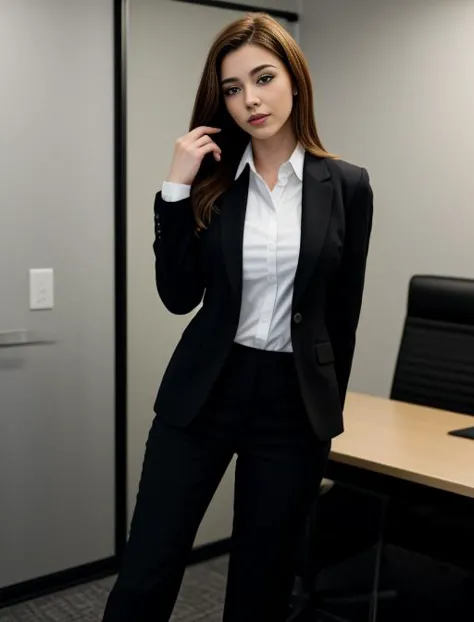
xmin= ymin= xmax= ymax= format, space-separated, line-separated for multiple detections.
xmin=161 ymin=141 xmax=305 ymax=353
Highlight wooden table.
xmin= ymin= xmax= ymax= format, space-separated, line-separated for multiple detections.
xmin=329 ymin=392 xmax=474 ymax=499
xmin=319 ymin=392 xmax=474 ymax=619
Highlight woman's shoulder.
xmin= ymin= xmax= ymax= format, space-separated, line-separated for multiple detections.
xmin=324 ymin=156 xmax=369 ymax=189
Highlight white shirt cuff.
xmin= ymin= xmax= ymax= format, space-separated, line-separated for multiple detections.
xmin=162 ymin=182 xmax=191 ymax=202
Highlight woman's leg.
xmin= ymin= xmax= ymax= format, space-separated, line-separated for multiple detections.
xmin=102 ymin=415 xmax=233 ymax=622
xmin=223 ymin=350 xmax=331 ymax=622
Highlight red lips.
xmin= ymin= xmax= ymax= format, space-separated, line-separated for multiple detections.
xmin=248 ymin=113 xmax=269 ymax=122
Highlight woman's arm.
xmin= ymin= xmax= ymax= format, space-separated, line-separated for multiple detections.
xmin=152 ymin=126 xmax=222 ymax=315
xmin=153 ymin=189 xmax=205 ymax=315
xmin=325 ymin=167 xmax=374 ymax=408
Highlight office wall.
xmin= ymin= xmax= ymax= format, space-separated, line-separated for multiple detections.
xmin=300 ymin=0 xmax=474 ymax=397
xmin=127 ymin=0 xmax=301 ymax=547
xmin=206 ymin=0 xmax=296 ymax=10
xmin=0 ymin=0 xmax=115 ymax=587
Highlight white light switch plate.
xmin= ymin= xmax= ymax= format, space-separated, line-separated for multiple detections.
xmin=29 ymin=269 xmax=54 ymax=310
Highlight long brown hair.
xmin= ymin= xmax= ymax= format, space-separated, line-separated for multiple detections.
xmin=189 ymin=12 xmax=337 ymax=232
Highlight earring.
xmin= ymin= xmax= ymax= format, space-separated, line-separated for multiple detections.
xmin=293 ymin=90 xmax=298 ymax=96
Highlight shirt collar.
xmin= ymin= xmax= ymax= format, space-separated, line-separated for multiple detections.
xmin=234 ymin=141 xmax=305 ymax=182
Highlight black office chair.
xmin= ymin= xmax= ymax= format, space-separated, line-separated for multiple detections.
xmin=390 ymin=274 xmax=474 ymax=416
xmin=289 ymin=274 xmax=474 ymax=621
xmin=388 ymin=274 xmax=474 ymax=569
xmin=288 ymin=486 xmax=394 ymax=622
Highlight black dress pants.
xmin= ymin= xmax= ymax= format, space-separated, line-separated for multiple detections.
xmin=102 ymin=343 xmax=330 ymax=622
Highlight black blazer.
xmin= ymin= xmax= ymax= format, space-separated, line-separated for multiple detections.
xmin=152 ymin=152 xmax=373 ymax=441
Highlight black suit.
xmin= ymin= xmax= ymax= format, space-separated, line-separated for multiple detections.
xmin=102 ymin=153 xmax=373 ymax=622
xmin=153 ymin=153 xmax=373 ymax=440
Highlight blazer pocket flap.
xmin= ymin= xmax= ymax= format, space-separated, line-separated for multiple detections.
xmin=315 ymin=341 xmax=335 ymax=365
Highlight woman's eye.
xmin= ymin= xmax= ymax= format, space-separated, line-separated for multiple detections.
xmin=223 ymin=75 xmax=274 ymax=97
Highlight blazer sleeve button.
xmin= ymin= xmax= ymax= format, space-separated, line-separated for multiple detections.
xmin=293 ymin=312 xmax=303 ymax=324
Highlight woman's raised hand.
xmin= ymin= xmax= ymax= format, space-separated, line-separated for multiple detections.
xmin=166 ymin=126 xmax=222 ymax=186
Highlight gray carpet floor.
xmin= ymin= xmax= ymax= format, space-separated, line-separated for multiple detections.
xmin=2 ymin=548 xmax=471 ymax=622
xmin=0 ymin=556 xmax=229 ymax=622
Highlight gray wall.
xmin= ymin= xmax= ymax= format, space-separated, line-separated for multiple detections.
xmin=206 ymin=0 xmax=298 ymax=9
xmin=300 ymin=0 xmax=474 ymax=398
xmin=205 ymin=0 xmax=299 ymax=26
xmin=0 ymin=0 xmax=115 ymax=587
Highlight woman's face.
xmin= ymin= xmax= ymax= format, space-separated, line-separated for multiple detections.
xmin=220 ymin=43 xmax=295 ymax=141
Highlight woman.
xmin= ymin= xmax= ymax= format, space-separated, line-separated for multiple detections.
xmin=103 ymin=11 xmax=373 ymax=622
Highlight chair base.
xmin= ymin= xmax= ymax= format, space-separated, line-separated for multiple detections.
xmin=287 ymin=588 xmax=398 ymax=622
xmin=288 ymin=594 xmax=350 ymax=622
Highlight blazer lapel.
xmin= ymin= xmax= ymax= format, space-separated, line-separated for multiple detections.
xmin=220 ymin=164 xmax=250 ymax=303
xmin=292 ymin=153 xmax=333 ymax=311
xmin=219 ymin=154 xmax=333 ymax=310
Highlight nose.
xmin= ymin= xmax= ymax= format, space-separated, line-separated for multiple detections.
xmin=244 ymin=86 xmax=261 ymax=109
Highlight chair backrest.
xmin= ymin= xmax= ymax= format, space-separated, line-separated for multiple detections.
xmin=390 ymin=275 xmax=474 ymax=416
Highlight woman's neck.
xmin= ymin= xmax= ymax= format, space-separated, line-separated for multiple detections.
xmin=251 ymin=125 xmax=298 ymax=179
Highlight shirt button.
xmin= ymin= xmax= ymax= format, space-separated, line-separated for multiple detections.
xmin=293 ymin=312 xmax=303 ymax=324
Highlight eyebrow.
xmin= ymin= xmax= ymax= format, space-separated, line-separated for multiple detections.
xmin=221 ymin=64 xmax=277 ymax=87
